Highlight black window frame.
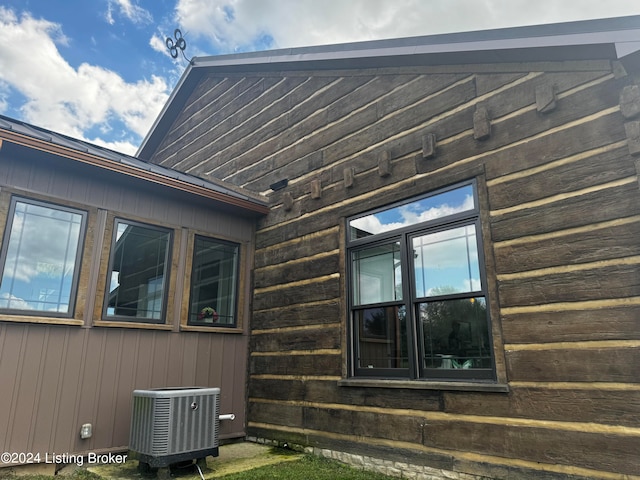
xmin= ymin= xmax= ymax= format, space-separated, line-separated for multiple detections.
xmin=0 ymin=196 xmax=87 ymax=318
xmin=347 ymin=180 xmax=496 ymax=382
xmin=187 ymin=235 xmax=240 ymax=328
xmin=102 ymin=218 xmax=173 ymax=324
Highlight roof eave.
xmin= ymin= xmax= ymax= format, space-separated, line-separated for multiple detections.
xmin=137 ymin=60 xmax=198 ymax=159
xmin=188 ymin=27 xmax=640 ymax=70
xmin=0 ymin=128 xmax=270 ymax=215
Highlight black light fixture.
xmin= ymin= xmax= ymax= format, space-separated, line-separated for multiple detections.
xmin=269 ymin=179 xmax=288 ymax=191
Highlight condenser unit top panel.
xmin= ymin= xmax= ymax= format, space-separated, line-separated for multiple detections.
xmin=133 ymin=387 xmax=220 ymax=398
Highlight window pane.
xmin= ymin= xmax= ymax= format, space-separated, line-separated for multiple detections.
xmin=352 ymin=242 xmax=402 ymax=306
xmin=189 ymin=237 xmax=239 ymax=326
xmin=105 ymin=221 xmax=170 ymax=321
xmin=349 ymin=184 xmax=474 ymax=240
xmin=355 ymin=305 xmax=408 ymax=369
xmin=413 ymin=224 xmax=480 ymax=298
xmin=419 ymin=297 xmax=492 ymax=370
xmin=0 ymin=199 xmax=84 ymax=315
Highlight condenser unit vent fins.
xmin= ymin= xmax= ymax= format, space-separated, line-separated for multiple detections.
xmin=129 ymin=387 xmax=221 ymax=468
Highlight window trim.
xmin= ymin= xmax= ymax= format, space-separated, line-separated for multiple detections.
xmin=100 ymin=218 xmax=173 ymax=325
xmin=346 ymin=179 xmax=497 ymax=382
xmin=0 ymin=195 xmax=88 ymax=319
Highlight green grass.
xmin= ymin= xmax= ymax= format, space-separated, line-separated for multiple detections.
xmin=216 ymin=454 xmax=395 ymax=480
xmin=0 ymin=470 xmax=101 ymax=480
xmin=0 ymin=454 xmax=397 ymax=480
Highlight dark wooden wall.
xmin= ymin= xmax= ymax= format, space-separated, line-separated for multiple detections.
xmin=0 ymin=149 xmax=254 ymax=460
xmin=149 ymin=59 xmax=640 ymax=478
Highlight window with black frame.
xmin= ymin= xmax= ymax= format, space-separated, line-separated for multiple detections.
xmin=188 ymin=236 xmax=239 ymax=327
xmin=104 ymin=220 xmax=172 ymax=323
xmin=348 ymin=181 xmax=495 ymax=381
xmin=0 ymin=197 xmax=86 ymax=317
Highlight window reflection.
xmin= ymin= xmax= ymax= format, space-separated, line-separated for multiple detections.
xmin=352 ymin=242 xmax=402 ymax=306
xmin=349 ymin=184 xmax=474 ymax=240
xmin=0 ymin=198 xmax=85 ymax=315
xmin=105 ymin=221 xmax=171 ymax=321
xmin=189 ymin=236 xmax=239 ymax=326
xmin=419 ymin=297 xmax=492 ymax=370
xmin=413 ymin=224 xmax=481 ymax=298
xmin=355 ymin=306 xmax=408 ymax=369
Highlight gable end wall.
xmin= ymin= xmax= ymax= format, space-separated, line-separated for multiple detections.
xmin=148 ymin=60 xmax=640 ymax=479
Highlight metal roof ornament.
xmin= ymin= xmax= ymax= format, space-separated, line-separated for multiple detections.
xmin=166 ymin=28 xmax=191 ymax=63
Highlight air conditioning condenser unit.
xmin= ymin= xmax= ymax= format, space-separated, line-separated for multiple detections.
xmin=129 ymin=387 xmax=223 ymax=469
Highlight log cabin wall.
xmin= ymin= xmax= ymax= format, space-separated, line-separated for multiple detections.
xmin=147 ymin=59 xmax=640 ymax=479
xmin=0 ymin=145 xmax=256 ymax=461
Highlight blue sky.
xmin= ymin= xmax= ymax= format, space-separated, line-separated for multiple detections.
xmin=1 ymin=1 xmax=640 ymax=155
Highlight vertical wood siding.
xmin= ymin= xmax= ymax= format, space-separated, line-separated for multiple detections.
xmin=148 ymin=62 xmax=640 ymax=478
xmin=0 ymin=324 xmax=246 ymax=454
xmin=0 ymin=152 xmax=253 ymax=458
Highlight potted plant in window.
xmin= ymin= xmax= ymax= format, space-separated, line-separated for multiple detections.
xmin=197 ymin=307 xmax=219 ymax=323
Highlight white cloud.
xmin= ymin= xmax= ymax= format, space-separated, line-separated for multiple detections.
xmin=0 ymin=80 xmax=9 ymax=113
xmin=106 ymin=0 xmax=153 ymax=26
xmin=351 ymin=194 xmax=475 ymax=236
xmin=0 ymin=7 xmax=169 ymax=154
xmin=150 ymin=33 xmax=170 ymax=56
xmin=176 ymin=0 xmax=640 ymax=53
xmin=0 ymin=293 xmax=34 ymax=310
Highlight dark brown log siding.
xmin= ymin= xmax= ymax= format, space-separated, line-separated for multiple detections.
xmin=148 ymin=62 xmax=640 ymax=479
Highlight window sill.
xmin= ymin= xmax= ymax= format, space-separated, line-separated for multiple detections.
xmin=0 ymin=315 xmax=84 ymax=326
xmin=180 ymin=325 xmax=243 ymax=334
xmin=93 ymin=320 xmax=173 ymax=330
xmin=338 ymin=377 xmax=509 ymax=393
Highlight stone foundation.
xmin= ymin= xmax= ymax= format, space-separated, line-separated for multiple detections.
xmin=246 ymin=437 xmax=493 ymax=480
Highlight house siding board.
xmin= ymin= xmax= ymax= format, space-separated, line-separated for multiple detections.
xmin=499 ymin=263 xmax=640 ymax=307
xmin=490 ymin=180 xmax=640 ymax=242
xmin=506 ymin=346 xmax=640 ymax=383
xmin=9 ymin=326 xmax=46 ymax=452
xmin=252 ymin=300 xmax=341 ymax=330
xmin=254 ymin=252 xmax=339 ymax=288
xmin=250 ymin=354 xmax=343 ymax=377
xmin=32 ymin=327 xmax=67 ymax=453
xmin=146 ymin=58 xmax=640 ymax=478
xmin=501 ymin=305 xmax=640 ymax=343
xmin=254 ymin=228 xmax=339 ymax=268
xmin=426 ymin=422 xmax=638 ymax=477
xmin=445 ymin=387 xmax=640 ymax=428
xmin=253 ymin=277 xmax=340 ymax=311
xmin=222 ymin=335 xmax=249 ymax=438
xmin=487 ymin=145 xmax=634 ymax=212
xmin=249 ymin=378 xmax=443 ymax=412
xmin=251 ymin=325 xmax=341 ymax=353
xmin=54 ymin=329 xmax=85 ymax=449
